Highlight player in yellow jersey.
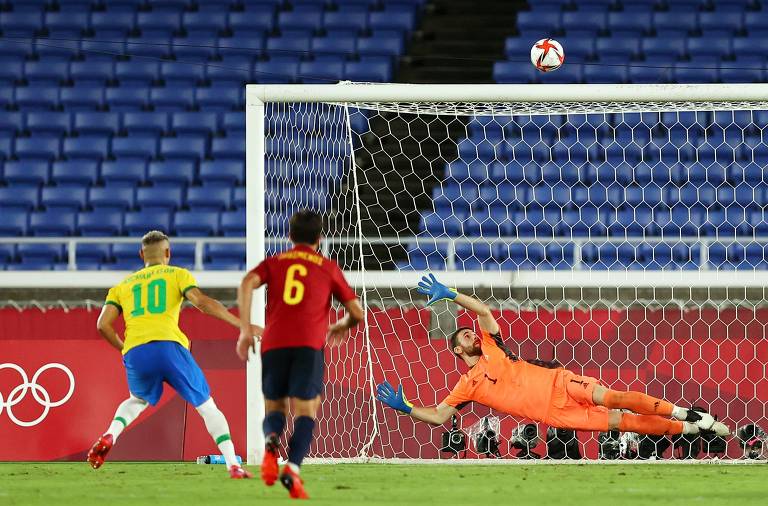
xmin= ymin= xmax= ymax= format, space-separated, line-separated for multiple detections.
xmin=86 ymin=231 xmax=261 ymax=479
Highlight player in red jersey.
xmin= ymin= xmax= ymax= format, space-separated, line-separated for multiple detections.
xmin=237 ymin=210 xmax=364 ymax=499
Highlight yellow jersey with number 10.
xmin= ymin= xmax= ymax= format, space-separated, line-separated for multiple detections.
xmin=104 ymin=264 xmax=198 ymax=355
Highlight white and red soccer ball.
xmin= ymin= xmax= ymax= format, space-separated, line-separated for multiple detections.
xmin=531 ymin=38 xmax=565 ymax=73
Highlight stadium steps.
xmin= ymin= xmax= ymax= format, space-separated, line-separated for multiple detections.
xmin=398 ymin=0 xmax=523 ymax=83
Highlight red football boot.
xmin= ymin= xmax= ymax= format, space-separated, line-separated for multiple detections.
xmin=261 ymin=434 xmax=280 ymax=486
xmin=229 ymin=466 xmax=254 ymax=479
xmin=86 ymin=434 xmax=113 ymax=470
xmin=280 ymin=465 xmax=309 ymax=500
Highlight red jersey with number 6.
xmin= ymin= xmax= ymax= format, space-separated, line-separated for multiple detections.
xmin=250 ymin=244 xmax=358 ymax=353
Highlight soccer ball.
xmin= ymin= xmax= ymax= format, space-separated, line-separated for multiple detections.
xmin=530 ymin=38 xmax=565 ymax=73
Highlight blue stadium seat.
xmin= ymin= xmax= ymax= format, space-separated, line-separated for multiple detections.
xmin=195 ymin=85 xmax=243 ymax=109
xmin=344 ymin=60 xmax=392 ymax=82
xmin=15 ymin=135 xmax=60 ymax=161
xmin=186 ymin=185 xmax=231 ymax=212
xmin=88 ymin=186 xmax=135 ymax=213
xmin=608 ymin=11 xmax=653 ymax=37
xmin=3 ymin=160 xmax=49 ymax=185
xmin=173 ymin=210 xmax=219 ymax=236
xmin=146 ymin=160 xmax=195 ymax=187
xmin=136 ymin=10 xmax=181 ymax=36
xmin=368 ymin=10 xmax=416 ymax=33
xmin=24 ymin=59 xmax=69 ymax=85
xmin=323 ymin=11 xmax=367 ymax=33
xmin=160 ymin=61 xmax=206 ymax=86
xmin=232 ymin=186 xmax=245 ymax=208
xmin=29 ymin=210 xmax=76 ymax=236
xmin=0 ymin=39 xmax=34 ymax=60
xmin=358 ymin=34 xmax=404 ymax=57
xmin=69 ymin=61 xmax=114 ymax=85
xmin=199 ymin=160 xmax=244 ymax=185
xmin=46 ymin=11 xmax=90 ymax=35
xmin=493 ymin=61 xmax=539 ymax=84
xmin=516 ymin=11 xmax=560 ymax=33
xmin=101 ymin=160 xmax=147 ymax=187
xmin=51 ymin=160 xmax=99 ymax=186
xmin=0 ymin=59 xmax=23 ymax=85
xmin=41 ymin=186 xmax=87 ymax=212
xmin=123 ymin=112 xmax=169 ymax=136
xmin=298 ymin=60 xmax=344 ymax=83
xmin=15 ymin=85 xmax=59 ymax=110
xmin=112 ymin=134 xmax=158 ymax=160
xmin=59 ymin=85 xmax=104 ymax=111
xmin=206 ymin=242 xmax=245 ymax=266
xmin=0 ymin=184 xmax=39 ymax=211
xmin=26 ymin=112 xmax=70 ymax=136
xmin=115 ymin=61 xmax=159 ymax=86
xmin=160 ymin=135 xmax=208 ymax=162
xmin=562 ymin=10 xmax=606 ymax=36
xmin=719 ymin=60 xmax=764 ymax=83
xmin=228 ymin=11 xmax=274 ymax=33
xmin=169 ymin=111 xmax=218 ymax=136
xmin=80 ymin=37 xmax=125 ymax=60
xmin=183 ymin=10 xmax=228 ymax=35
xmin=75 ymin=243 xmax=112 ymax=268
xmin=91 ymin=10 xmax=136 ymax=35
xmin=124 ymin=211 xmax=172 ymax=236
xmin=0 ymin=209 xmax=29 ymax=236
xmin=206 ymin=56 xmax=253 ymax=85
xmin=221 ymin=111 xmax=245 ymax=134
xmin=217 ymin=34 xmax=265 ymax=60
xmin=62 ymin=135 xmax=110 ymax=161
xmin=0 ymin=243 xmax=14 ymax=264
xmin=136 ymin=186 xmax=183 ymax=212
xmin=559 ymin=207 xmax=608 ymax=236
xmin=105 ymin=86 xmax=150 ymax=111
xmin=1 ymin=10 xmax=45 ymax=37
xmin=150 ymin=86 xmax=195 ymax=111
xmin=211 ymin=136 xmax=245 ymax=159
xmin=595 ymin=38 xmax=640 ymax=61
xmin=112 ymin=242 xmax=142 ymax=265
xmin=167 ymin=242 xmax=196 ymax=270
xmin=220 ymin=210 xmax=246 ymax=236
xmin=278 ymin=9 xmax=324 ymax=32
xmin=698 ymin=11 xmax=743 ymax=35
xmin=687 ymin=37 xmax=732 ymax=60
xmin=172 ymin=35 xmax=218 ymax=61
xmin=17 ymin=244 xmax=64 ymax=266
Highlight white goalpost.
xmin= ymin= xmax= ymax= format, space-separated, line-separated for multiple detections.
xmin=246 ymin=83 xmax=768 ymax=464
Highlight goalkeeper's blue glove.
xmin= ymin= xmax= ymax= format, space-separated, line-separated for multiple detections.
xmin=375 ymin=381 xmax=413 ymax=414
xmin=417 ymin=273 xmax=458 ymax=306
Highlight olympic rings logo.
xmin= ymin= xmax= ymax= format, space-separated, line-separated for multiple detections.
xmin=0 ymin=363 xmax=75 ymax=427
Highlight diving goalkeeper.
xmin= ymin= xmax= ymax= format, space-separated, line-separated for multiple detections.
xmin=376 ymin=274 xmax=730 ymax=439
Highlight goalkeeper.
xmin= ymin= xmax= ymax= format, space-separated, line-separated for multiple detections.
xmin=376 ymin=274 xmax=730 ymax=439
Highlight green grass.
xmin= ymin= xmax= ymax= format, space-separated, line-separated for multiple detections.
xmin=1 ymin=462 xmax=766 ymax=506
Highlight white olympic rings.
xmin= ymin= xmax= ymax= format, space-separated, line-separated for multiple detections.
xmin=0 ymin=363 xmax=75 ymax=427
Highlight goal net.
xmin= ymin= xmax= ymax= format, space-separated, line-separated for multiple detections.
xmin=248 ymin=84 xmax=768 ymax=462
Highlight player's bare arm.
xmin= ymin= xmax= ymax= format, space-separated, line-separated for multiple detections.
xmin=236 ymin=271 xmax=264 ymax=360
xmin=375 ymin=381 xmax=458 ymax=426
xmin=417 ymin=274 xmax=499 ymax=335
xmin=96 ymin=302 xmax=124 ymax=352
xmin=327 ymin=298 xmax=365 ymax=346
xmin=185 ymin=287 xmax=262 ymax=336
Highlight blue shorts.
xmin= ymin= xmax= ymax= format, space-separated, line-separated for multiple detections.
xmin=123 ymin=341 xmax=210 ymax=407
xmin=262 ymin=347 xmax=324 ymax=400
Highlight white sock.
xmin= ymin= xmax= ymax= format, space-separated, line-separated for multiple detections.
xmin=671 ymin=406 xmax=688 ymax=420
xmin=196 ymin=398 xmax=239 ymax=468
xmin=287 ymin=462 xmax=300 ymax=475
xmin=106 ymin=395 xmax=148 ymax=442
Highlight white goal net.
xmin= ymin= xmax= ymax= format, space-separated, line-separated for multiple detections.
xmin=248 ymin=84 xmax=768 ymax=462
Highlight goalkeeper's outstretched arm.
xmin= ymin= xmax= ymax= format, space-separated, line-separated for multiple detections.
xmin=375 ymin=381 xmax=458 ymax=426
xmin=417 ymin=274 xmax=500 ymax=335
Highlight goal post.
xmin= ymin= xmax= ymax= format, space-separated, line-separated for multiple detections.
xmin=246 ymin=84 xmax=768 ymax=463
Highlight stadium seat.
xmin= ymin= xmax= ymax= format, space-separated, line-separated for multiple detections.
xmin=29 ymin=210 xmax=76 ymax=236
xmin=112 ymin=135 xmax=158 ymax=160
xmin=174 ymin=210 xmax=219 ymax=236
xmin=89 ymin=186 xmax=135 ymax=212
xmin=51 ymin=160 xmax=99 ymax=186
xmin=211 ymin=136 xmax=245 ymax=159
xmin=0 ymin=209 xmax=29 ymax=236
xmin=147 ymin=160 xmax=196 ymax=186
xmin=136 ymin=186 xmax=184 ymax=212
xmin=101 ymin=160 xmax=147 ymax=187
xmin=105 ymin=86 xmax=150 ymax=111
xmin=26 ymin=112 xmax=71 ymax=136
xmin=172 ymin=111 xmax=219 ymax=136
xmin=220 ymin=210 xmax=246 ymax=236
xmin=124 ymin=211 xmax=172 ymax=236
xmin=0 ymin=185 xmax=39 ymax=212
xmin=62 ymin=135 xmax=111 ymax=161
xmin=15 ymin=85 xmax=59 ymax=110
xmin=206 ymin=242 xmax=246 ymax=266
xmin=121 ymin=112 xmax=167 ymax=136
xmin=195 ymin=85 xmax=243 ymax=109
xmin=187 ymin=185 xmax=232 ymax=211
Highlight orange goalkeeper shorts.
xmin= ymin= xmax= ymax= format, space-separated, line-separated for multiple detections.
xmin=544 ymin=370 xmax=611 ymax=432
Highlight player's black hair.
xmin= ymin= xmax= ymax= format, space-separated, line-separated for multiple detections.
xmin=141 ymin=230 xmax=170 ymax=247
xmin=289 ymin=209 xmax=323 ymax=245
xmin=449 ymin=327 xmax=473 ymax=353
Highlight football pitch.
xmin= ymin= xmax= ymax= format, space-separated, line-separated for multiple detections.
xmin=1 ymin=463 xmax=766 ymax=506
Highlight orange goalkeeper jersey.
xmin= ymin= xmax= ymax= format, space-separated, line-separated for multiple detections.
xmin=442 ymin=329 xmax=560 ymax=421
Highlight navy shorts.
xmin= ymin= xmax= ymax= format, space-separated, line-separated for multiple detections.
xmin=261 ymin=347 xmax=324 ymax=400
xmin=123 ymin=341 xmax=210 ymax=407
